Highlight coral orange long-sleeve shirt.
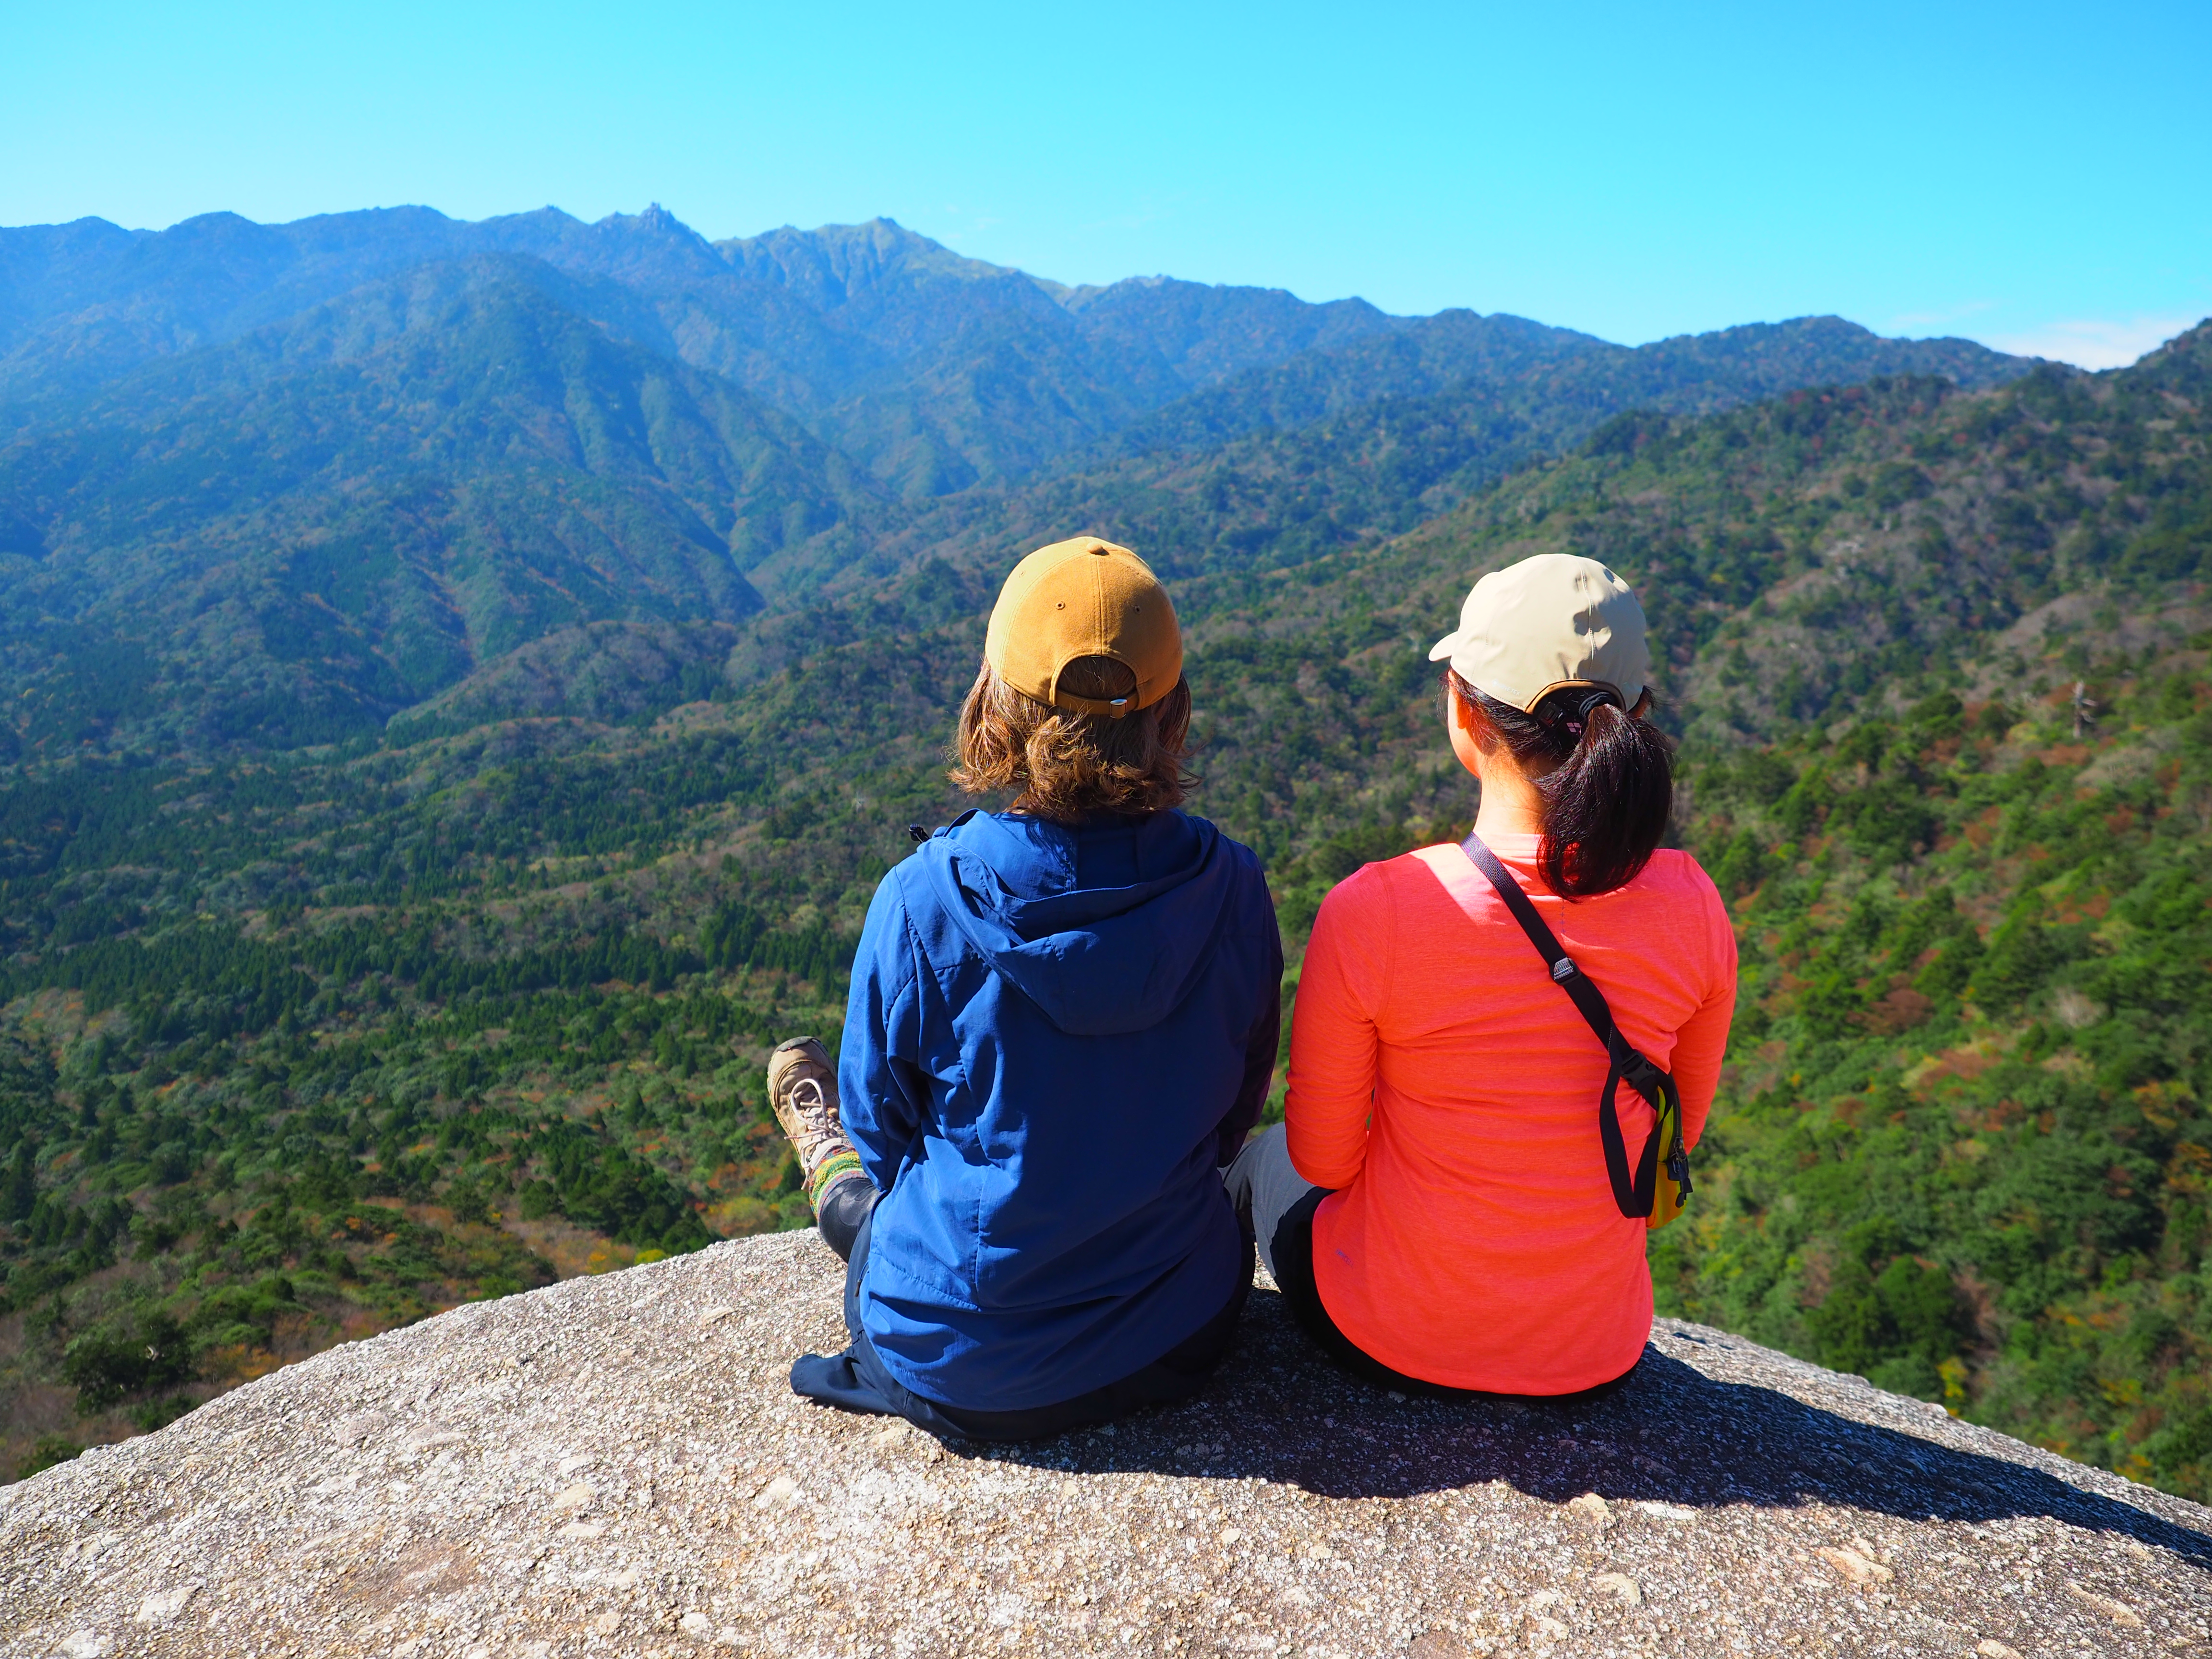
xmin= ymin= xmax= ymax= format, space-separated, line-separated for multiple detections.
xmin=1286 ymin=834 xmax=1737 ymax=1395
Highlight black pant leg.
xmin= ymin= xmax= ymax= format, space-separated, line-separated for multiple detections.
xmin=1272 ymin=1185 xmax=1645 ymax=1406
xmin=817 ymin=1177 xmax=878 ymax=1262
xmin=796 ymin=1197 xmax=1255 ymax=1444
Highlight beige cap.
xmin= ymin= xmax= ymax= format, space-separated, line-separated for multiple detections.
xmin=984 ymin=537 xmax=1183 ymax=717
xmin=1427 ymin=553 xmax=1650 ymax=712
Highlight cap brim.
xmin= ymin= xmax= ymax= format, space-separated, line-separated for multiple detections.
xmin=1426 ymin=633 xmax=1457 ymax=663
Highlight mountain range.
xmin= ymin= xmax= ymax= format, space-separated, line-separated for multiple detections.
xmin=0 ymin=205 xmax=2032 ymax=753
xmin=4 ymin=204 xmax=2208 ymax=1507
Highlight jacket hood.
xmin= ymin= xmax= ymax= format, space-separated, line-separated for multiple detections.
xmin=914 ymin=810 xmax=1239 ymax=1037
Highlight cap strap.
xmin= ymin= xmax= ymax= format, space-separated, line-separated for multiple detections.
xmin=1046 ymin=652 xmax=1146 ymax=718
xmin=1524 ymin=678 xmax=1624 ymax=713
xmin=1052 ymin=693 xmax=1141 ymax=719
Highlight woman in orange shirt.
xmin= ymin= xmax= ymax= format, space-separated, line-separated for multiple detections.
xmin=1226 ymin=553 xmax=1736 ymax=1400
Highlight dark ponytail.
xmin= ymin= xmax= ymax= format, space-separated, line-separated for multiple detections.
xmin=1448 ymin=670 xmax=1673 ymax=897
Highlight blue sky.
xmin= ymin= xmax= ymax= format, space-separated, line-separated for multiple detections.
xmin=5 ymin=0 xmax=2206 ymax=367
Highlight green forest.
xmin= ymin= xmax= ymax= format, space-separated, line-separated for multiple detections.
xmin=1 ymin=210 xmax=2206 ymax=1505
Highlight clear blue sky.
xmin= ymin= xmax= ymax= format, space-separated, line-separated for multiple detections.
xmin=6 ymin=0 xmax=2207 ymax=367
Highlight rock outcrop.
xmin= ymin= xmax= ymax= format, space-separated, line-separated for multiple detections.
xmin=4 ymin=1231 xmax=2209 ymax=1657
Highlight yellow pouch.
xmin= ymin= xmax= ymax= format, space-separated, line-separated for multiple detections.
xmin=1646 ymin=1085 xmax=1690 ymax=1232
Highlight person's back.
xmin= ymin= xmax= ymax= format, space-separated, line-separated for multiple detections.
xmin=856 ymin=804 xmax=1275 ymax=1408
xmin=1288 ymin=833 xmax=1731 ymax=1393
xmin=771 ymin=536 xmax=1281 ymax=1440
xmin=1232 ymin=552 xmax=1736 ymax=1400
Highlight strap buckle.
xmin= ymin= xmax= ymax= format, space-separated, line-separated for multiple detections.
xmin=1550 ymin=956 xmax=1579 ymax=982
xmin=1619 ymin=1052 xmax=1666 ymax=1097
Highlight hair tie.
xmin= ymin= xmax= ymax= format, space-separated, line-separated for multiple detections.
xmin=1538 ymin=685 xmax=1622 ymax=740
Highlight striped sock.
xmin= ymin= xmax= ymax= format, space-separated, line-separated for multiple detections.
xmin=805 ymin=1146 xmax=865 ymax=1213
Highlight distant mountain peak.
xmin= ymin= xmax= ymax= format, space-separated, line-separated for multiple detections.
xmin=716 ymin=217 xmax=1024 ymax=290
xmin=604 ymin=202 xmax=697 ymax=240
xmin=707 ymin=218 xmax=1050 ymax=336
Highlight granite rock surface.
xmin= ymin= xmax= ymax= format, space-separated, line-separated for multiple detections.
xmin=3 ymin=1229 xmax=2209 ymax=1658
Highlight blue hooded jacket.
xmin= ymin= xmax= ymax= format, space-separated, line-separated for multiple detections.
xmin=835 ymin=807 xmax=1281 ymax=1413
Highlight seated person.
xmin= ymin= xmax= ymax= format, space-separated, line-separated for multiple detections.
xmin=770 ymin=536 xmax=1282 ymax=1441
xmin=1229 ymin=553 xmax=1737 ymax=1401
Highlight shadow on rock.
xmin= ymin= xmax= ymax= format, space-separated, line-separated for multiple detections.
xmin=943 ymin=1289 xmax=2212 ymax=1567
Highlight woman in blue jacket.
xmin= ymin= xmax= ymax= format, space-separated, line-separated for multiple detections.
xmin=769 ymin=536 xmax=1282 ymax=1441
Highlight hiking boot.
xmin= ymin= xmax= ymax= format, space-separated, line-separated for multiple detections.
xmin=766 ymin=1037 xmax=866 ymax=1211
xmin=767 ymin=1037 xmax=843 ymax=1169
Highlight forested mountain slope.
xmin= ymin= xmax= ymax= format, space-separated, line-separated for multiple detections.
xmin=8 ymin=318 xmax=2198 ymax=1492
xmin=0 ymin=209 xmax=1398 ymax=488
xmin=744 ymin=314 xmax=2028 ymax=622
xmin=1086 ymin=310 xmax=2024 ymax=463
xmin=0 ymin=210 xmax=2033 ymax=742
xmin=11 ymin=202 xmax=2197 ymax=1493
xmin=1 ymin=208 xmax=2021 ymax=503
xmin=0 ymin=260 xmax=889 ymax=751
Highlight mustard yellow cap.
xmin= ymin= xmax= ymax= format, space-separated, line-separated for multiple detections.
xmin=984 ymin=537 xmax=1183 ymax=717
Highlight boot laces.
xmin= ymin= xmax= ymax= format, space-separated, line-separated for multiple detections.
xmin=787 ymin=1073 xmax=834 ymax=1137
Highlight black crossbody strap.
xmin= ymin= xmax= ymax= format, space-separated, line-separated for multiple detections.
xmin=1460 ymin=831 xmax=1678 ymax=1218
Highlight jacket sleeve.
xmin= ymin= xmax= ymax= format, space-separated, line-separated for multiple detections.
xmin=1214 ymin=883 xmax=1286 ymax=1167
xmin=837 ymin=870 xmax=928 ymax=1192
xmin=1670 ymin=871 xmax=1741 ymax=1152
xmin=1284 ymin=866 xmax=1390 ymax=1189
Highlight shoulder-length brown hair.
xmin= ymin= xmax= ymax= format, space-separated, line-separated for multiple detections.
xmin=952 ymin=655 xmax=1194 ymax=821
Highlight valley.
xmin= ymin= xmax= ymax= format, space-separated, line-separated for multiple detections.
xmin=0 ymin=206 xmax=2205 ymax=1508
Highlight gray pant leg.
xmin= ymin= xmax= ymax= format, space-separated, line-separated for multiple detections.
xmin=1223 ymin=1122 xmax=1322 ymax=1281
